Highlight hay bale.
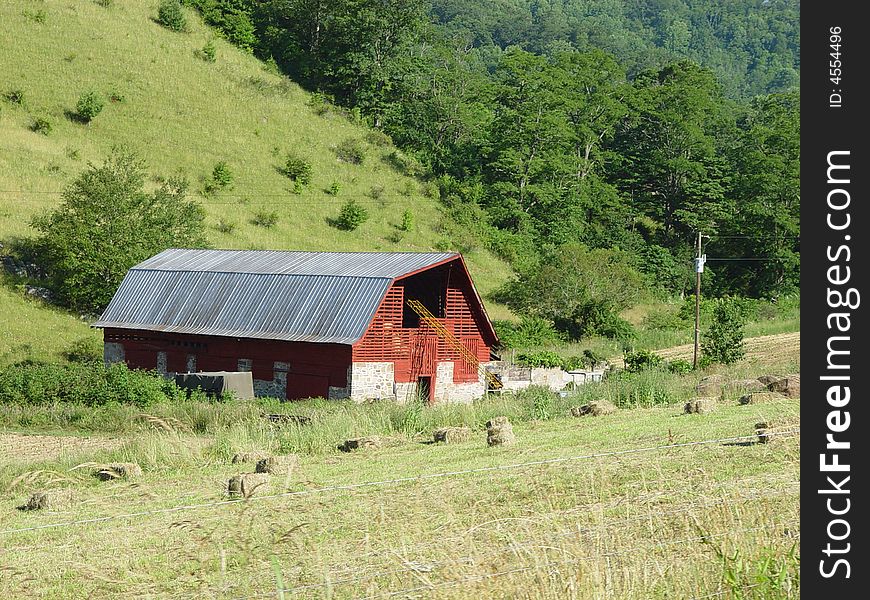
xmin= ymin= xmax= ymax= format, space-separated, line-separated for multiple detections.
xmin=738 ymin=391 xmax=784 ymax=405
xmin=768 ymin=374 xmax=800 ymax=398
xmin=18 ymin=489 xmax=73 ymax=511
xmin=94 ymin=462 xmax=143 ymax=481
xmin=696 ymin=374 xmax=725 ymax=397
xmin=486 ymin=416 xmax=515 ymax=446
xmin=227 ymin=473 xmax=271 ymax=497
xmin=231 ymin=451 xmax=270 ymax=464
xmin=684 ymin=397 xmax=717 ymax=414
xmin=570 ymin=400 xmax=617 ymax=417
xmin=725 ymin=379 xmax=768 ymax=393
xmin=339 ymin=436 xmax=382 ymax=452
xmin=255 ymin=454 xmax=299 ymax=476
xmin=433 ymin=426 xmax=472 ymax=444
xmin=756 ymin=375 xmax=780 ymax=386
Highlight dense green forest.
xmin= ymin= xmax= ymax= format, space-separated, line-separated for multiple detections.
xmin=159 ymin=1 xmax=801 ymax=338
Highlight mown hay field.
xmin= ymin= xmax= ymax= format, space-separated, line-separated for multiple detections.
xmin=0 ymin=337 xmax=800 ymax=599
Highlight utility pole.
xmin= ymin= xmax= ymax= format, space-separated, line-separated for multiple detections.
xmin=692 ymin=232 xmax=706 ymax=369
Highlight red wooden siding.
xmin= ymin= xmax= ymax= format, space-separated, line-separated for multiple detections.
xmin=105 ymin=328 xmax=351 ymax=400
xmin=352 ymin=261 xmax=492 ymax=384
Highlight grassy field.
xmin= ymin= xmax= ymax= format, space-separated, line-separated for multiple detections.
xmin=0 ymin=0 xmax=514 ymax=363
xmin=0 ymin=336 xmax=800 ymax=598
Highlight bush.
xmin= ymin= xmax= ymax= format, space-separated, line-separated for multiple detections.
xmin=365 ymin=129 xmax=392 ymax=147
xmin=334 ymin=200 xmax=368 ymax=231
xmin=624 ymin=349 xmax=663 ymax=373
xmin=30 ymin=116 xmax=52 ymax=135
xmin=703 ymin=298 xmax=746 ymax=365
xmin=387 ymin=150 xmax=423 ymax=177
xmin=211 ymin=161 xmax=233 ymax=188
xmin=368 ymin=184 xmax=385 ymax=200
xmin=493 ymin=316 xmax=563 ymax=349
xmin=280 ymin=153 xmax=312 ymax=186
xmin=64 ymin=337 xmax=104 ymax=363
xmin=666 ymin=359 xmax=694 ymax=374
xmin=335 ymin=138 xmax=366 ymax=164
xmin=0 ymin=361 xmax=184 ymax=408
xmin=75 ymin=91 xmax=104 ymax=122
xmin=582 ymin=349 xmax=607 ymax=370
xmin=251 ymin=210 xmax=279 ymax=228
xmin=157 ymin=0 xmax=187 ymax=32
xmin=215 ymin=219 xmax=236 ymax=234
xmin=515 ymin=350 xmax=563 ymax=369
xmin=199 ymin=40 xmax=217 ymax=62
xmin=399 ymin=210 xmax=413 ymax=232
xmin=4 ymin=89 xmax=25 ymax=105
xmin=326 ymin=181 xmax=341 ymax=196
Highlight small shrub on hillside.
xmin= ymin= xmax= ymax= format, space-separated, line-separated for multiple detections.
xmin=326 ymin=181 xmax=341 ymax=196
xmin=421 ymin=181 xmax=440 ymax=199
xmin=75 ymin=91 xmax=104 ymax=122
xmin=251 ymin=210 xmax=279 ymax=229
xmin=334 ymin=200 xmax=368 ymax=231
xmin=368 ymin=184 xmax=385 ymax=200
xmin=643 ymin=307 xmax=689 ymax=330
xmin=335 ymin=138 xmax=366 ymax=164
xmin=280 ymin=153 xmax=312 ymax=186
xmin=561 ymin=356 xmax=585 ymax=371
xmin=215 ymin=219 xmax=236 ymax=234
xmin=23 ymin=9 xmax=47 ymax=24
xmin=211 ymin=161 xmax=234 ymax=188
xmin=703 ymin=298 xmax=746 ymax=365
xmin=198 ymin=40 xmax=217 ymax=62
xmin=516 ymin=350 xmax=563 ymax=369
xmin=30 ymin=116 xmax=52 ymax=135
xmin=387 ymin=150 xmax=423 ymax=177
xmin=94 ymin=0 xmax=114 ymax=8
xmin=365 ymin=129 xmax=392 ymax=147
xmin=624 ymin=349 xmax=664 ymax=373
xmin=4 ymin=89 xmax=25 ymax=105
xmin=107 ymin=87 xmax=126 ymax=103
xmin=157 ymin=0 xmax=187 ymax=32
xmin=399 ymin=210 xmax=413 ymax=232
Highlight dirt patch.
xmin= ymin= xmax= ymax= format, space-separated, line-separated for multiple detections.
xmin=0 ymin=433 xmax=124 ymax=465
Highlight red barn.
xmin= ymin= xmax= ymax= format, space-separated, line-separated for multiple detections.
xmin=94 ymin=249 xmax=499 ymax=403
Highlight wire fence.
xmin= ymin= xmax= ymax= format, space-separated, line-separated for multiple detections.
xmin=0 ymin=429 xmax=799 ymax=537
xmin=233 ymin=482 xmax=800 ymax=599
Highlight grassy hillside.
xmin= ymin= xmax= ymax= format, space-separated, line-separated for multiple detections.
xmin=0 ymin=0 xmax=513 ymax=363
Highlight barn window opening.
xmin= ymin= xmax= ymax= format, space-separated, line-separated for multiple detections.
xmin=401 ymin=269 xmax=446 ymax=328
xmin=237 ymin=358 xmax=252 ymax=372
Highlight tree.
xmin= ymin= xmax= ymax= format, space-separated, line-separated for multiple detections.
xmin=30 ymin=150 xmax=208 ymax=314
xmin=495 ymin=243 xmax=645 ymax=340
xmin=702 ymin=298 xmax=746 ymax=365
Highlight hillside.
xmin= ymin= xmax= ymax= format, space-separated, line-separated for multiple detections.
xmin=0 ymin=0 xmax=512 ymax=363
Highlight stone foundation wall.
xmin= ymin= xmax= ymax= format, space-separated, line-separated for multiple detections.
xmin=349 ymin=362 xmax=395 ymax=401
xmin=253 ymin=361 xmax=288 ymax=399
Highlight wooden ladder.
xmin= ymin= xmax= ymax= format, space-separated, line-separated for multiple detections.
xmin=406 ymin=299 xmax=502 ymax=389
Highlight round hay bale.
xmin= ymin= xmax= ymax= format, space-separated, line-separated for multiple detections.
xmin=94 ymin=462 xmax=143 ymax=481
xmin=255 ymin=454 xmax=299 ymax=476
xmin=571 ymin=400 xmax=617 ymax=417
xmin=339 ymin=436 xmax=382 ymax=452
xmin=486 ymin=416 xmax=515 ymax=446
xmin=684 ymin=397 xmax=717 ymax=414
xmin=18 ymin=489 xmax=73 ymax=511
xmin=231 ymin=451 xmax=270 ymax=464
xmin=767 ymin=374 xmax=800 ymax=398
xmin=433 ymin=426 xmax=472 ymax=444
xmin=738 ymin=391 xmax=784 ymax=405
xmin=227 ymin=473 xmax=271 ymax=497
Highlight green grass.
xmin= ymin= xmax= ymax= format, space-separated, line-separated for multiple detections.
xmin=0 ymin=335 xmax=800 ymax=598
xmin=0 ymin=0 xmax=513 ymax=362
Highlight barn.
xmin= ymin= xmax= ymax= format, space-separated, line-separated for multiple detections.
xmin=94 ymin=249 xmax=500 ymax=403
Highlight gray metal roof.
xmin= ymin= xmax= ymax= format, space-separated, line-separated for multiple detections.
xmin=94 ymin=249 xmax=458 ymax=344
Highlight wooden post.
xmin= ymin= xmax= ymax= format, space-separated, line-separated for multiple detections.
xmin=693 ymin=232 xmax=702 ymax=370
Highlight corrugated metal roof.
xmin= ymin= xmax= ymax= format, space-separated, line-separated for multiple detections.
xmin=94 ymin=249 xmax=459 ymax=344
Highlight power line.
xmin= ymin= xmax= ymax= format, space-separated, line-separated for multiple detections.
xmin=0 ymin=430 xmax=799 ymax=537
